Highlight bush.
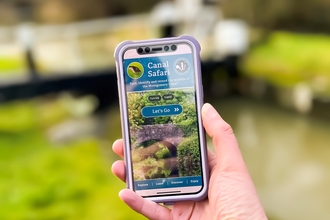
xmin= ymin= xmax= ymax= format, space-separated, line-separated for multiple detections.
xmin=177 ymin=124 xmax=198 ymax=137
xmin=177 ymin=136 xmax=201 ymax=177
xmin=155 ymin=146 xmax=170 ymax=160
xmin=133 ymin=157 xmax=171 ymax=180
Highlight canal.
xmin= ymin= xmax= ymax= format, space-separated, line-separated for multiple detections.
xmin=208 ymin=96 xmax=330 ymax=220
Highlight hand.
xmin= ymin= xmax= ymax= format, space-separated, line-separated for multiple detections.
xmin=112 ymin=103 xmax=267 ymax=220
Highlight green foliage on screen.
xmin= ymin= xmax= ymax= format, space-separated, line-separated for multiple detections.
xmin=155 ymin=145 xmax=171 ymax=160
xmin=177 ymin=136 xmax=201 ymax=177
xmin=127 ymin=89 xmax=197 ymax=127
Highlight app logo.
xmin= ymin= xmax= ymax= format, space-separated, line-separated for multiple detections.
xmin=174 ymin=58 xmax=190 ymax=75
xmin=127 ymin=62 xmax=144 ymax=79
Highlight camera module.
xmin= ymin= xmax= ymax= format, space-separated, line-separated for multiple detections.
xmin=145 ymin=47 xmax=150 ymax=53
xmin=137 ymin=47 xmax=143 ymax=54
xmin=171 ymin=45 xmax=177 ymax=51
xmin=164 ymin=45 xmax=169 ymax=51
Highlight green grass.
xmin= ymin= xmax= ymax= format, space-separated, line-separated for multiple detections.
xmin=0 ymin=57 xmax=27 ymax=76
xmin=0 ymin=100 xmax=145 ymax=220
xmin=0 ymin=101 xmax=37 ymax=132
xmin=242 ymin=31 xmax=330 ymax=89
xmin=0 ymin=131 xmax=146 ymax=220
xmin=0 ymin=99 xmax=70 ymax=133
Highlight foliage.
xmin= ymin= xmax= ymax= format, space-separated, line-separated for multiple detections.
xmin=127 ymin=89 xmax=198 ymax=127
xmin=242 ymin=31 xmax=330 ymax=92
xmin=177 ymin=124 xmax=199 ymax=137
xmin=0 ymin=99 xmax=144 ymax=219
xmin=133 ymin=157 xmax=171 ymax=180
xmin=177 ymin=136 xmax=201 ymax=177
xmin=0 ymin=57 xmax=26 ymax=76
xmin=171 ymin=100 xmax=198 ymax=136
xmin=0 ymin=101 xmax=37 ymax=132
xmin=222 ymin=0 xmax=330 ymax=32
xmin=155 ymin=145 xmax=170 ymax=160
xmin=127 ymin=93 xmax=145 ymax=128
xmin=0 ymin=132 xmax=145 ymax=220
xmin=0 ymin=99 xmax=73 ymax=133
xmin=133 ymin=142 xmax=172 ymax=180
xmin=160 ymin=166 xmax=171 ymax=177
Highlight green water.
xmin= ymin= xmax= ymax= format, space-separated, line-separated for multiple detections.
xmin=212 ymin=97 xmax=330 ymax=220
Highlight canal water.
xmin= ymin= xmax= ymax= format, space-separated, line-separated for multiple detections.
xmin=209 ymin=96 xmax=330 ymax=220
xmin=106 ymin=95 xmax=330 ymax=219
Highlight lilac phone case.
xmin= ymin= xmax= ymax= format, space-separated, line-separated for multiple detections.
xmin=114 ymin=36 xmax=209 ymax=204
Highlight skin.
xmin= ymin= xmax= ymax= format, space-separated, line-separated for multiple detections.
xmin=112 ymin=103 xmax=268 ymax=220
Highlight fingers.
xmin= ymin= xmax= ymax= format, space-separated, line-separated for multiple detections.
xmin=111 ymin=160 xmax=126 ymax=182
xmin=207 ymin=149 xmax=216 ymax=170
xmin=202 ymin=103 xmax=267 ymax=219
xmin=119 ymin=189 xmax=171 ymax=220
xmin=111 ymin=139 xmax=126 ymax=182
xmin=202 ymin=103 xmax=247 ymax=173
xmin=112 ymin=139 xmax=124 ymax=158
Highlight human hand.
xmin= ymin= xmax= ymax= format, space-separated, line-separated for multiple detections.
xmin=112 ymin=103 xmax=267 ymax=220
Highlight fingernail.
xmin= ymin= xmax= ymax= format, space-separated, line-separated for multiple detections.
xmin=203 ymin=103 xmax=219 ymax=119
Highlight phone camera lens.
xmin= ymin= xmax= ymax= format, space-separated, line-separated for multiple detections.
xmin=137 ymin=47 xmax=143 ymax=54
xmin=164 ymin=46 xmax=169 ymax=51
xmin=145 ymin=47 xmax=150 ymax=53
xmin=171 ymin=45 xmax=177 ymax=51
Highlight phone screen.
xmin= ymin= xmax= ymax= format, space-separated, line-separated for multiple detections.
xmin=122 ymin=43 xmax=204 ymax=197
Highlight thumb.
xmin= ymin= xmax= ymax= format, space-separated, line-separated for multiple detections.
xmin=202 ymin=103 xmax=247 ymax=173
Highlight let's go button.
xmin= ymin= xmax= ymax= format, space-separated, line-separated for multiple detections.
xmin=141 ymin=104 xmax=183 ymax=118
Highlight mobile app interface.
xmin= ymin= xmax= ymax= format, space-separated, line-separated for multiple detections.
xmin=124 ymin=46 xmax=202 ymax=194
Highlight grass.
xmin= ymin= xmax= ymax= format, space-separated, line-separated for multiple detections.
xmin=0 ymin=132 xmax=145 ymax=220
xmin=0 ymin=100 xmax=146 ymax=220
xmin=0 ymin=57 xmax=27 ymax=76
xmin=0 ymin=99 xmax=71 ymax=133
xmin=242 ymin=31 xmax=330 ymax=91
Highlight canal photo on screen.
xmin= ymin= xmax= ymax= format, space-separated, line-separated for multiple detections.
xmin=127 ymin=88 xmax=201 ymax=181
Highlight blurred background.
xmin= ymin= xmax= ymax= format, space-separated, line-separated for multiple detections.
xmin=0 ymin=0 xmax=330 ymax=219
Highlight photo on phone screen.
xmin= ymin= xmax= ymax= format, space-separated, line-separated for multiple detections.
xmin=122 ymin=42 xmax=204 ymax=198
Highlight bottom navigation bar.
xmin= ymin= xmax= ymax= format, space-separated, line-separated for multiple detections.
xmin=134 ymin=176 xmax=202 ymax=190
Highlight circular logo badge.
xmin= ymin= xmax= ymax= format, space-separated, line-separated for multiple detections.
xmin=127 ymin=62 xmax=144 ymax=79
xmin=173 ymin=58 xmax=190 ymax=75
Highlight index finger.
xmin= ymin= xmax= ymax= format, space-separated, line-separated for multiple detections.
xmin=202 ymin=103 xmax=247 ymax=173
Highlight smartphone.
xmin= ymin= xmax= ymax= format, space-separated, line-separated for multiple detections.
xmin=114 ymin=36 xmax=208 ymax=204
